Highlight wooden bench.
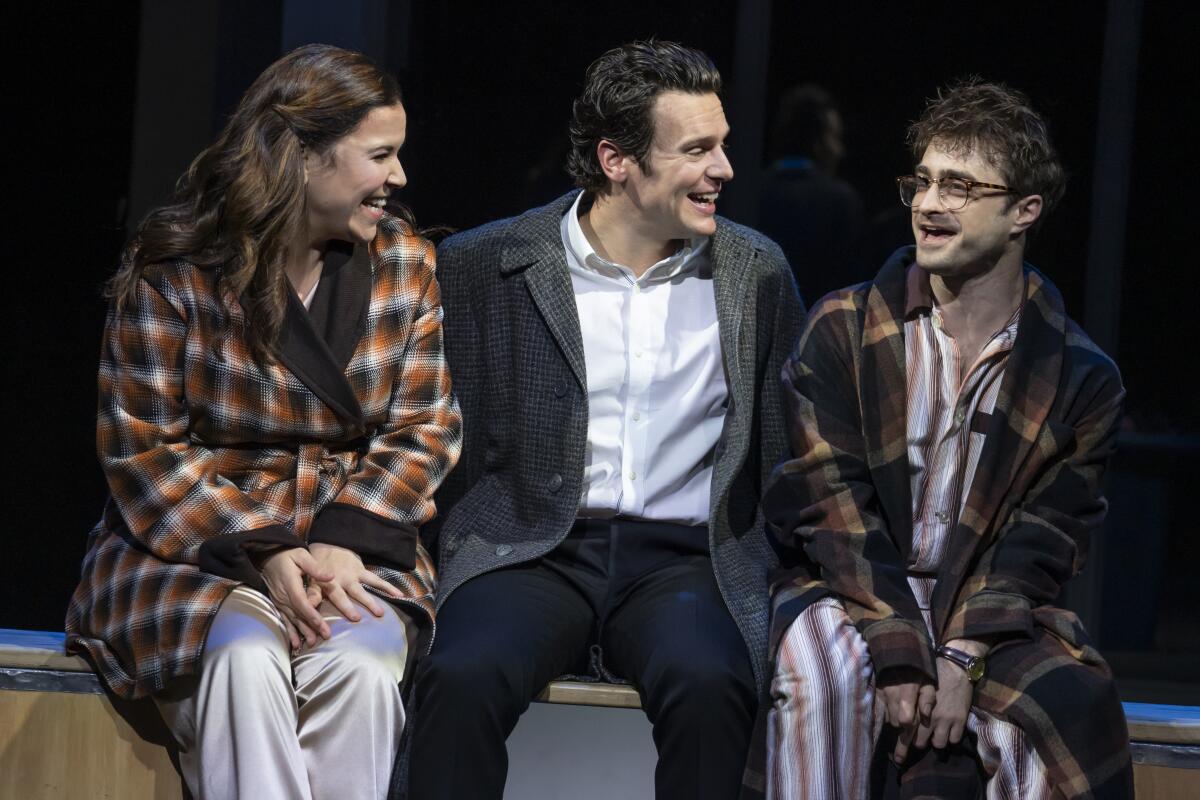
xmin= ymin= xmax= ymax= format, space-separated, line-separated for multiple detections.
xmin=535 ymin=678 xmax=641 ymax=708
xmin=2 ymin=629 xmax=1196 ymax=798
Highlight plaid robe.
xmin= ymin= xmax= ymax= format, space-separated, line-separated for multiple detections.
xmin=66 ymin=215 xmax=462 ymax=700
xmin=743 ymin=247 xmax=1132 ymax=798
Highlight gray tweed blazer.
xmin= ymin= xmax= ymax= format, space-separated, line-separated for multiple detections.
xmin=426 ymin=191 xmax=804 ymax=691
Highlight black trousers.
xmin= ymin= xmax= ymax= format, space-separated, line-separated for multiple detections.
xmin=407 ymin=519 xmax=757 ymax=800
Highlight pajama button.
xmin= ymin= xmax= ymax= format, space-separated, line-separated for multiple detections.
xmin=496 ymin=544 xmax=513 ymax=556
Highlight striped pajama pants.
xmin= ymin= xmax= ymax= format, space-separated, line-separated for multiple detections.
xmin=767 ymin=595 xmax=1054 ymax=800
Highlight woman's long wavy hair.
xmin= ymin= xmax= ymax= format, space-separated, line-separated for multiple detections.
xmin=108 ymin=44 xmax=407 ymax=362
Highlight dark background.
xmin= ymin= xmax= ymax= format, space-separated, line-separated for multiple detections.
xmin=7 ymin=1 xmax=1196 ymax=702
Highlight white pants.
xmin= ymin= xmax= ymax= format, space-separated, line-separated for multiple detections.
xmin=155 ymin=586 xmax=414 ymax=800
xmin=768 ymin=597 xmax=1054 ymax=800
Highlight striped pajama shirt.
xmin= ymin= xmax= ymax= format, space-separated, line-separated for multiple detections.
xmin=769 ymin=292 xmax=1055 ymax=799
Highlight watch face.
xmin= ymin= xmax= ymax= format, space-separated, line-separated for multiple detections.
xmin=966 ymin=657 xmax=985 ymax=682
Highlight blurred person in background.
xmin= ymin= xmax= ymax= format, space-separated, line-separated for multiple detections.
xmin=759 ymin=83 xmax=866 ymax=303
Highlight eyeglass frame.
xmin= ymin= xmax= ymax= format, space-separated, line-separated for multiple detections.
xmin=895 ymin=174 xmax=1019 ymax=211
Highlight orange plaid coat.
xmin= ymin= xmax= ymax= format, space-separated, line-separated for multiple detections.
xmin=66 ymin=215 xmax=462 ymax=699
xmin=743 ymin=248 xmax=1132 ymax=798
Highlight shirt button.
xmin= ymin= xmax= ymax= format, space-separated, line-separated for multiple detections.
xmin=932 ymin=315 xmax=943 ymax=328
xmin=495 ymin=544 xmax=513 ymax=557
xmin=935 ymin=511 xmax=950 ymax=524
xmin=954 ymin=407 xmax=966 ymax=425
xmin=629 ymin=471 xmax=637 ymax=480
xmin=547 ymin=473 xmax=563 ymax=492
xmin=632 ymin=412 xmax=641 ymax=421
xmin=634 ymin=350 xmax=643 ymax=358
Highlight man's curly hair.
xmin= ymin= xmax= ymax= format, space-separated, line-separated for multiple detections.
xmin=908 ymin=77 xmax=1066 ymax=226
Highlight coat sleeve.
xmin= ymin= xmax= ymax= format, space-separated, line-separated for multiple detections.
xmin=940 ymin=359 xmax=1124 ymax=644
xmin=755 ymin=245 xmax=806 ymax=494
xmin=419 ymin=232 xmax=488 ymax=558
xmin=764 ymin=299 xmax=935 ymax=679
xmin=98 ymin=271 xmax=299 ymax=590
xmin=307 ymin=239 xmax=463 ymax=570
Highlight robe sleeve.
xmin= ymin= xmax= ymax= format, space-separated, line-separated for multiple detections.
xmin=306 ymin=238 xmax=463 ymax=570
xmin=764 ymin=299 xmax=935 ymax=680
xmin=98 ymin=271 xmax=298 ymax=592
xmin=941 ymin=361 xmax=1124 ymax=644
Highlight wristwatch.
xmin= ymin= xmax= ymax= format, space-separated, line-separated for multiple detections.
xmin=936 ymin=645 xmax=986 ymax=683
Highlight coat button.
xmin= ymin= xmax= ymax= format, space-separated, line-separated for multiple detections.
xmin=547 ymin=473 xmax=563 ymax=492
xmin=444 ymin=538 xmax=458 ymax=554
xmin=553 ymin=380 xmax=568 ymax=398
xmin=495 ymin=544 xmax=513 ymax=557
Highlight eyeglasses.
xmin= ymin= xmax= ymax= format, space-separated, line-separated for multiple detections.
xmin=895 ymin=175 xmax=1017 ymax=211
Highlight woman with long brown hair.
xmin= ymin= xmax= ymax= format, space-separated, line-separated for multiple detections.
xmin=66 ymin=44 xmax=461 ymax=799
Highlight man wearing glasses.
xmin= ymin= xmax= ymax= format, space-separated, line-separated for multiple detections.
xmin=747 ymin=79 xmax=1133 ymax=799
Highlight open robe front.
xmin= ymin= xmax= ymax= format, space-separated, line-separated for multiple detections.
xmin=741 ymin=248 xmax=1132 ymax=799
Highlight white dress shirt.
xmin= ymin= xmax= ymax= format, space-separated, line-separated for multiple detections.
xmin=560 ymin=192 xmax=728 ymax=526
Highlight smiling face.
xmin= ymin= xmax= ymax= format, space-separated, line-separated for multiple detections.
xmin=911 ymin=140 xmax=1037 ymax=278
xmin=304 ymin=102 xmax=408 ymax=245
xmin=621 ymin=90 xmax=733 ymax=242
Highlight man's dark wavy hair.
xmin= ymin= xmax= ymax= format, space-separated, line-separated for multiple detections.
xmin=908 ymin=77 xmax=1067 ymax=229
xmin=567 ymin=40 xmax=722 ymax=193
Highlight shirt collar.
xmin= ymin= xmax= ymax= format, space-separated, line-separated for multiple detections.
xmin=904 ymin=262 xmax=935 ymax=318
xmin=562 ymin=191 xmax=708 ymax=283
xmin=904 ymin=261 xmax=1024 ymax=345
xmin=994 ymin=301 xmax=1022 ymax=351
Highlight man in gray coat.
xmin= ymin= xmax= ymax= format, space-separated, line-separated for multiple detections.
xmin=408 ymin=41 xmax=804 ymax=800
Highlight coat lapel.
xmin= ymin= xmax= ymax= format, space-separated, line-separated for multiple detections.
xmin=500 ymin=193 xmax=587 ymax=389
xmin=705 ymin=223 xmax=755 ymax=519
xmin=710 ymin=223 xmax=749 ymax=405
xmin=859 ymin=252 xmax=916 ymax=557
xmin=305 ymin=240 xmax=372 ymax=370
xmin=275 ymin=242 xmax=367 ymax=429
xmin=932 ymin=268 xmax=1066 ymax=633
